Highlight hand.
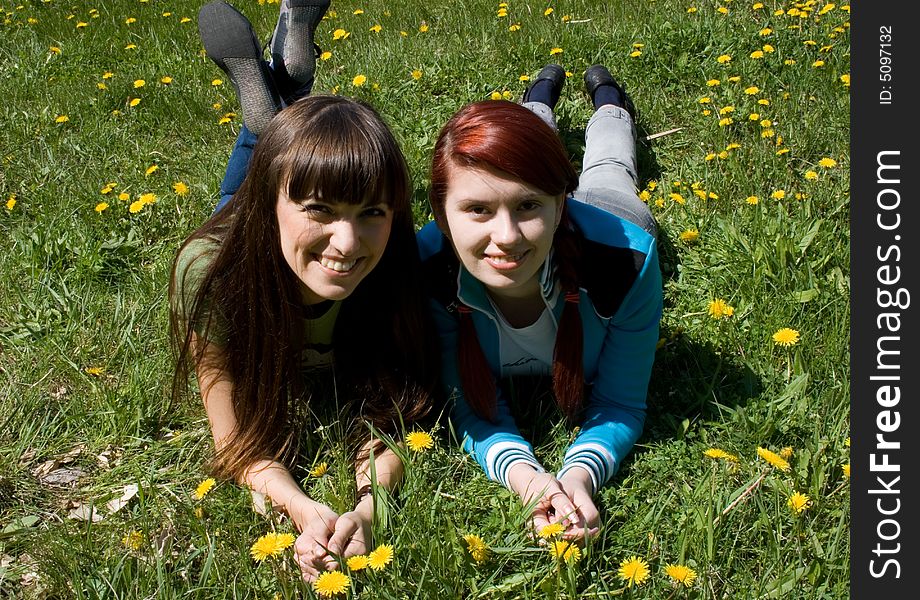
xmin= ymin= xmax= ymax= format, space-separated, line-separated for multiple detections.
xmin=292 ymin=501 xmax=340 ymax=582
xmin=326 ymin=497 xmax=373 ymax=564
xmin=506 ymin=465 xmax=579 ymax=536
xmin=558 ymin=468 xmax=600 ymax=543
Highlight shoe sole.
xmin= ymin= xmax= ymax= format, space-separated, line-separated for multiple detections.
xmin=271 ymin=0 xmax=331 ymax=88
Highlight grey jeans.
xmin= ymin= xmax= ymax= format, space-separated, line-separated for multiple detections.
xmin=524 ymin=102 xmax=657 ymax=237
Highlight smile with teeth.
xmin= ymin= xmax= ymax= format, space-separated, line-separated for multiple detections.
xmin=318 ymin=256 xmax=360 ymax=273
xmin=484 ymin=249 xmax=529 ymax=269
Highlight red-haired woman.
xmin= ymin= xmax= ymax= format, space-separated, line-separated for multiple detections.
xmin=418 ymin=64 xmax=662 ymax=541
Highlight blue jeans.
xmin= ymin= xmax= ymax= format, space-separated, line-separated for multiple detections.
xmin=524 ymin=102 xmax=656 ymax=237
xmin=214 ymin=123 xmax=258 ymax=214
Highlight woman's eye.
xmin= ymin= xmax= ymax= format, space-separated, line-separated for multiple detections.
xmin=519 ymin=200 xmax=540 ymax=211
xmin=468 ymin=205 xmax=489 ymax=215
xmin=302 ymin=203 xmax=333 ymax=215
xmin=361 ymin=207 xmax=388 ymax=218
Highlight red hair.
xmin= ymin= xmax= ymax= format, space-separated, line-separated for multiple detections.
xmin=429 ymin=101 xmax=585 ymax=423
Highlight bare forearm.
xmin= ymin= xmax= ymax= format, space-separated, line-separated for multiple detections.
xmin=355 ymin=442 xmax=404 ymax=492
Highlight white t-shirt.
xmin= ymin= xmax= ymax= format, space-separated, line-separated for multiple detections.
xmin=490 ymin=300 xmax=557 ymax=377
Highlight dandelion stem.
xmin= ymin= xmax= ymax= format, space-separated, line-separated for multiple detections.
xmin=713 ymin=470 xmax=767 ymax=527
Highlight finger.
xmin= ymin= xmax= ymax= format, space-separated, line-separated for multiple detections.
xmin=328 ymin=517 xmax=360 ymax=557
xmin=549 ymin=492 xmax=579 ymax=526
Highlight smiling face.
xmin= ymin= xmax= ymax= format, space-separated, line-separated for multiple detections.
xmin=442 ymin=164 xmax=563 ymax=301
xmin=276 ymin=190 xmax=393 ymax=305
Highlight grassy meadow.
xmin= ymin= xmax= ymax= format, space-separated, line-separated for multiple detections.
xmin=0 ymin=0 xmax=851 ymax=598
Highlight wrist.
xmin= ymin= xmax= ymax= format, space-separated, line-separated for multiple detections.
xmin=558 ymin=466 xmax=595 ymax=495
xmin=506 ymin=463 xmax=540 ymax=497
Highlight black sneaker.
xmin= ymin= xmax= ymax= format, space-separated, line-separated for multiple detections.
xmin=522 ymin=64 xmax=566 ymax=109
xmin=584 ymin=64 xmax=636 ymax=119
xmin=199 ymin=1 xmax=281 ymax=135
xmin=269 ymin=0 xmax=331 ymax=99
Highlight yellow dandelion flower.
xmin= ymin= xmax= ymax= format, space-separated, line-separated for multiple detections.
xmin=770 ymin=190 xmax=785 ymax=201
xmin=788 ymin=491 xmax=811 ymax=514
xmin=95 ymin=202 xmax=109 ymax=213
xmin=718 ymin=117 xmax=733 ymax=127
xmin=745 ymin=195 xmax=759 ymax=205
xmin=687 ymin=6 xmax=698 ymax=13
xmin=618 ymin=556 xmax=650 ymax=586
xmin=717 ymin=6 xmax=729 ymax=14
xmin=763 ymin=44 xmax=775 ymax=53
xmin=842 ymin=463 xmax=850 ymax=478
xmin=646 ymin=181 xmax=657 ymax=191
xmin=693 ymin=189 xmax=707 ymax=200
xmin=313 ymin=570 xmax=349 ymax=597
xmin=193 ymin=477 xmax=216 ymax=500
xmin=211 ymin=78 xmax=223 ymax=86
xmin=125 ymin=43 xmax=137 ymax=50
xmin=490 ymin=91 xmax=502 ymax=100
xmin=708 ymin=299 xmax=735 ymax=319
xmin=761 ymin=128 xmax=775 ymax=138
xmin=139 ymin=192 xmax=157 ymax=205
xmin=145 ymin=165 xmax=158 ymax=177
xmin=125 ymin=17 xmax=136 ymax=24
xmin=50 ymin=46 xmax=62 ymax=54
xmin=804 ymin=170 xmax=818 ymax=181
xmin=818 ymin=157 xmax=837 ymax=168
xmin=519 ymin=75 xmax=531 ymax=82
xmin=368 ymin=544 xmax=394 ymax=570
xmin=133 ymin=79 xmax=145 ymax=88
xmin=784 ymin=58 xmax=797 ymax=65
xmin=369 ymin=24 xmax=381 ymax=33
xmin=819 ymin=3 xmax=836 ymax=15
xmin=85 ymin=366 xmax=105 ymax=375
xmin=332 ymin=28 xmax=348 ymax=40
xmin=812 ymin=60 xmax=825 ymax=68
xmin=750 ymin=50 xmax=765 ymax=59
xmin=780 ymin=447 xmax=794 ymax=459
xmin=55 ymin=115 xmax=69 ymax=123
xmin=727 ymin=76 xmax=741 ymax=83
xmin=698 ymin=97 xmax=711 ymax=104
xmin=706 ymin=79 xmax=720 ymax=86
xmin=845 ymin=436 xmax=850 ymax=447
xmin=670 ymin=193 xmax=686 ymax=205
xmin=772 ymin=327 xmax=799 ymax=346
xmin=539 ymin=523 xmax=565 ymax=538
xmin=118 ymin=192 xmax=130 ymax=201
xmin=122 ymin=530 xmax=143 ymax=550
xmin=352 ymin=74 xmax=367 ymax=87
xmin=173 ymin=182 xmax=190 ymax=196
xmin=319 ymin=51 xmax=332 ymax=61
xmin=726 ymin=143 xmax=741 ymax=150
xmin=544 ymin=8 xmax=554 ymax=16
xmin=629 ymin=50 xmax=642 ymax=58
xmin=704 ymin=447 xmax=739 ymax=462
xmin=411 ymin=69 xmax=423 ymax=80
xmin=840 ymin=73 xmax=850 ymax=87
xmin=654 ymin=198 xmax=665 ymax=208
xmin=679 ymin=229 xmax=699 ymax=243
xmin=744 ymin=86 xmax=760 ymax=95
xmin=760 ymin=27 xmax=773 ymax=36
xmin=419 ymin=23 xmax=429 ymax=32
xmin=160 ymin=76 xmax=172 ymax=84
xmin=309 ymin=462 xmax=328 ymax=477
xmin=718 ymin=105 xmax=734 ymax=115
xmin=249 ymin=532 xmax=296 ymax=561
xmin=562 ymin=14 xmax=572 ymax=22
xmin=463 ymin=534 xmax=489 ymax=563
xmin=508 ymin=23 xmax=521 ymax=31
xmin=639 ymin=190 xmax=651 ymax=201
xmin=753 ymin=2 xmax=765 ymax=9
xmin=5 ymin=195 xmax=16 ymax=211
xmin=757 ymin=447 xmax=792 ymax=471
xmin=103 ymin=71 xmax=114 ymax=79
xmin=497 ymin=8 xmax=508 ymax=17
xmin=776 ymin=148 xmax=790 ymax=156
xmin=218 ymin=117 xmax=231 ymax=125
xmin=550 ymin=47 xmax=563 ymax=55
xmin=76 ymin=21 xmax=88 ymax=28
xmin=346 ymin=555 xmax=369 ymax=571
xmin=717 ymin=54 xmax=731 ymax=64
xmin=665 ymin=564 xmax=697 ymax=587
xmin=705 ymin=152 xmax=717 ymax=161
xmin=180 ymin=17 xmax=191 ymax=24
xmin=502 ymin=90 xmax=513 ymax=100
xmin=352 ymin=9 xmax=364 ymax=15
xmin=549 ymin=540 xmax=582 ymax=563
xmin=406 ymin=431 xmax=434 ymax=452
xmin=129 ymin=98 xmax=141 ymax=107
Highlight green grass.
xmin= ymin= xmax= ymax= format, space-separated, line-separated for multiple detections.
xmin=0 ymin=0 xmax=850 ymax=597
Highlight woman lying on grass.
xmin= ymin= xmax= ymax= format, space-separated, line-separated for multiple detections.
xmin=170 ymin=0 xmax=438 ymax=581
xmin=417 ymin=65 xmax=662 ymax=542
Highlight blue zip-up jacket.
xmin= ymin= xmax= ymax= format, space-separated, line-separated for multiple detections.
xmin=417 ymin=199 xmax=662 ymax=493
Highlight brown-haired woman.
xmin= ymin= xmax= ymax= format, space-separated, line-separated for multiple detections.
xmin=172 ymin=1 xmax=437 ymax=581
xmin=417 ymin=64 xmax=662 ymax=542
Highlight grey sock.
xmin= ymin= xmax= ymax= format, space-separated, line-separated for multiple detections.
xmin=224 ymin=57 xmax=278 ymax=135
xmin=271 ymin=2 xmax=330 ymax=86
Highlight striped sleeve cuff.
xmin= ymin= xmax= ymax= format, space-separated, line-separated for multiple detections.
xmin=557 ymin=443 xmax=617 ymax=494
xmin=485 ymin=441 xmax=544 ymax=489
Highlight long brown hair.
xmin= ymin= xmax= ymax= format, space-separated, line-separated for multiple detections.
xmin=428 ymin=100 xmax=584 ymax=423
xmin=170 ymin=96 xmax=438 ymax=480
